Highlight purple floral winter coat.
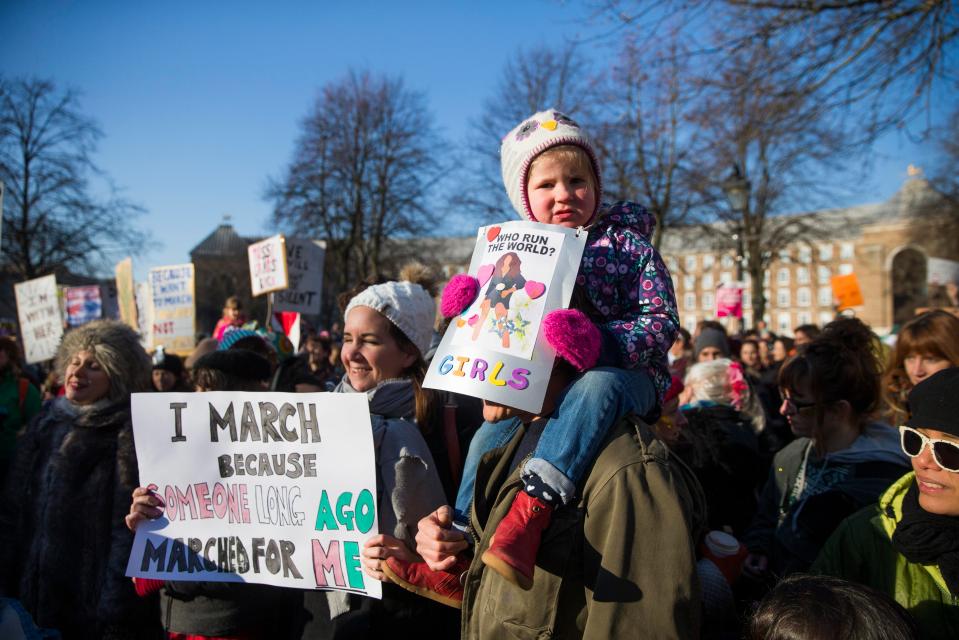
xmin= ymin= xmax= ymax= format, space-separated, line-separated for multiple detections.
xmin=576 ymin=200 xmax=679 ymax=402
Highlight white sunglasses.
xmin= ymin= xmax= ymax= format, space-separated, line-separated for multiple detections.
xmin=899 ymin=426 xmax=959 ymax=473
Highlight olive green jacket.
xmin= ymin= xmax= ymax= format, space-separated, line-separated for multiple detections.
xmin=461 ymin=415 xmax=705 ymax=640
xmin=812 ymin=472 xmax=959 ymax=640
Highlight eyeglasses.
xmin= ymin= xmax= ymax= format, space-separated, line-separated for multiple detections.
xmin=899 ymin=426 xmax=959 ymax=473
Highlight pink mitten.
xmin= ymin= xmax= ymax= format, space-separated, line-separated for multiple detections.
xmin=441 ymin=274 xmax=480 ymax=318
xmin=542 ymin=309 xmax=601 ymax=371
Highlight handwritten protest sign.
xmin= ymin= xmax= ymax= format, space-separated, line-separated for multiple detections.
xmin=15 ymin=275 xmax=63 ymax=364
xmin=424 ymin=221 xmax=586 ymax=413
xmin=274 ymin=239 xmax=326 ymax=315
xmin=149 ymin=264 xmax=196 ymax=354
xmin=65 ymin=285 xmax=103 ymax=326
xmin=116 ymin=257 xmax=139 ymax=330
xmin=716 ymin=283 xmax=744 ymax=319
xmin=248 ymin=235 xmax=289 ymax=297
xmin=126 ymin=392 xmax=382 ymax=598
xmin=830 ymin=272 xmax=863 ymax=311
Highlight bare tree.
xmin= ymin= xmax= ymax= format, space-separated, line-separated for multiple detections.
xmin=267 ymin=70 xmax=443 ymax=318
xmin=0 ymin=78 xmax=146 ymax=280
xmin=592 ymin=34 xmax=702 ymax=248
xmin=455 ymin=45 xmax=602 ymax=226
xmin=596 ymin=0 xmax=957 ymax=139
xmin=682 ymin=39 xmax=854 ymax=325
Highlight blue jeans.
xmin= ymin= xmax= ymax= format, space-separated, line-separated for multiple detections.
xmin=454 ymin=367 xmax=655 ymax=520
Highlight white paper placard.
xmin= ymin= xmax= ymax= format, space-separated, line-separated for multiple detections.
xmin=126 ymin=391 xmax=382 ymax=598
xmin=248 ymin=235 xmax=289 ymax=297
xmin=424 ymin=221 xmax=587 ymax=414
xmin=273 ymin=238 xmax=326 ymax=315
xmin=149 ymin=264 xmax=196 ymax=354
xmin=14 ymin=274 xmax=63 ymax=364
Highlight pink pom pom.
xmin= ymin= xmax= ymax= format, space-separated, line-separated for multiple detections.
xmin=440 ymin=274 xmax=480 ymax=318
xmin=542 ymin=309 xmax=601 ymax=371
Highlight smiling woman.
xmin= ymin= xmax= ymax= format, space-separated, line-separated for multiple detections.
xmin=0 ymin=320 xmax=158 ymax=638
xmin=814 ymin=367 xmax=959 ymax=640
xmin=300 ymin=264 xmax=458 ymax=639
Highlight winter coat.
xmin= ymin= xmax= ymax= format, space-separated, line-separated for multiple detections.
xmin=812 ymin=472 xmax=959 ymax=640
xmin=0 ymin=396 xmax=161 ymax=639
xmin=0 ymin=368 xmax=41 ymax=466
xmin=301 ymin=377 xmax=454 ymax=640
xmin=573 ymin=201 xmax=679 ymax=403
xmin=461 ymin=414 xmax=705 ymax=639
xmin=677 ymin=403 xmax=766 ymax=536
xmin=742 ymin=422 xmax=910 ymax=576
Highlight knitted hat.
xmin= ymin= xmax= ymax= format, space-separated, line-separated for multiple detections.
xmin=500 ymin=108 xmax=603 ymax=225
xmin=218 ymin=328 xmax=269 ymax=351
xmin=192 ymin=350 xmax=272 ymax=384
xmin=344 ymin=281 xmax=435 ymax=357
xmin=694 ymin=328 xmax=731 ymax=360
xmin=906 ymin=367 xmax=959 ymax=437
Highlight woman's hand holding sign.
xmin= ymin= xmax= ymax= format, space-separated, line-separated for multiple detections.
xmin=125 ymin=484 xmax=164 ymax=532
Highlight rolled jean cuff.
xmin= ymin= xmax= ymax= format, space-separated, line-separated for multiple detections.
xmin=522 ymin=457 xmax=576 ymax=506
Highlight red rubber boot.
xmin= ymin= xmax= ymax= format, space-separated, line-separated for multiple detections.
xmin=383 ymin=555 xmax=471 ymax=609
xmin=481 ymin=491 xmax=553 ymax=590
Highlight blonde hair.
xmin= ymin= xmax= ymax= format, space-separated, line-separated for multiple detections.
xmin=529 ymin=144 xmax=597 ymax=193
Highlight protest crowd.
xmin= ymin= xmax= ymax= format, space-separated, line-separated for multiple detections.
xmin=1 ymin=110 xmax=958 ymax=640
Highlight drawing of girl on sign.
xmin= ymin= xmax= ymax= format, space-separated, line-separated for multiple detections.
xmin=472 ymin=252 xmax=526 ymax=348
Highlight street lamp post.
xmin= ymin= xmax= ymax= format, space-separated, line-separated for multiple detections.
xmin=722 ymin=164 xmax=751 ymax=333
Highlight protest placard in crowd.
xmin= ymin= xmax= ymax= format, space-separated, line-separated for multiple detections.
xmin=149 ymin=264 xmax=196 ymax=354
xmin=273 ymin=238 xmax=326 ymax=316
xmin=716 ymin=282 xmax=744 ymax=319
xmin=65 ymin=285 xmax=103 ymax=326
xmin=126 ymin=391 xmax=382 ymax=598
xmin=424 ymin=221 xmax=586 ymax=413
xmin=831 ymin=272 xmax=864 ymax=311
xmin=248 ymin=235 xmax=289 ymax=297
xmin=116 ymin=257 xmax=139 ymax=330
xmin=14 ymin=274 xmax=63 ymax=364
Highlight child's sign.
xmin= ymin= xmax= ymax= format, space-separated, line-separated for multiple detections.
xmin=126 ymin=392 xmax=381 ymax=598
xmin=149 ymin=264 xmax=196 ymax=354
xmin=14 ymin=274 xmax=63 ymax=364
xmin=274 ymin=238 xmax=326 ymax=315
xmin=831 ymin=272 xmax=863 ymax=310
xmin=65 ymin=285 xmax=103 ymax=326
xmin=424 ymin=221 xmax=586 ymax=413
xmin=248 ymin=235 xmax=289 ymax=297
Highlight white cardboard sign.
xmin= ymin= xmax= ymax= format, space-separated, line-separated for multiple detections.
xmin=149 ymin=264 xmax=196 ymax=354
xmin=424 ymin=221 xmax=586 ymax=413
xmin=273 ymin=238 xmax=326 ymax=315
xmin=15 ymin=274 xmax=63 ymax=364
xmin=126 ymin=391 xmax=382 ymax=598
xmin=248 ymin=235 xmax=289 ymax=297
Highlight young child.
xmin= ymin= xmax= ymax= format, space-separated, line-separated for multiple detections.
xmin=385 ymin=109 xmax=678 ymax=599
xmin=212 ymin=295 xmax=246 ymax=342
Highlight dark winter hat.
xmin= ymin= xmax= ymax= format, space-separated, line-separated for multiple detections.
xmin=192 ymin=350 xmax=272 ymax=383
xmin=694 ymin=328 xmax=731 ymax=360
xmin=905 ymin=367 xmax=959 ymax=437
xmin=152 ymin=350 xmax=184 ymax=375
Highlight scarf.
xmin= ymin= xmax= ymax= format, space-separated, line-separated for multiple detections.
xmin=334 ymin=376 xmax=415 ymax=421
xmin=891 ymin=481 xmax=959 ymax=595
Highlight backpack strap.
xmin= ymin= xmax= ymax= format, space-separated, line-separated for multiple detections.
xmin=443 ymin=394 xmax=462 ymax=487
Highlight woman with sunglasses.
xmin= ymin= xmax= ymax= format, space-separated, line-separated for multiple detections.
xmin=742 ymin=318 xmax=910 ymax=581
xmin=813 ymin=367 xmax=959 ymax=639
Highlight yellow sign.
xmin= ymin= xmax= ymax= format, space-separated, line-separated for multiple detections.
xmin=115 ymin=257 xmax=138 ymax=330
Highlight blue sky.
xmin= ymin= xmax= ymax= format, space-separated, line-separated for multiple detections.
xmin=1 ymin=1 xmax=947 ymax=281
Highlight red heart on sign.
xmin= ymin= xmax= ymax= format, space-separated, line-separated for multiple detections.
xmin=486 ymin=226 xmax=502 ymax=242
